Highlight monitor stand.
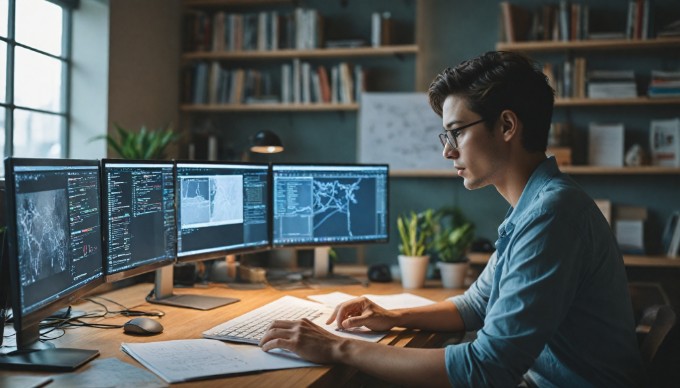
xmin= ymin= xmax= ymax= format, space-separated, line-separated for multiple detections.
xmin=146 ymin=265 xmax=239 ymax=310
xmin=305 ymin=246 xmax=362 ymax=287
xmin=0 ymin=324 xmax=99 ymax=372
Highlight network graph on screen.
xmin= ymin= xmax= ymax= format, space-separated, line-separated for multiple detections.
xmin=273 ymin=165 xmax=388 ymax=246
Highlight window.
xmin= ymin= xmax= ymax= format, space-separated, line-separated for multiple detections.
xmin=0 ymin=0 xmax=76 ymax=176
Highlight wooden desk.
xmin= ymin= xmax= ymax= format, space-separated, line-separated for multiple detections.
xmin=1 ymin=279 xmax=464 ymax=387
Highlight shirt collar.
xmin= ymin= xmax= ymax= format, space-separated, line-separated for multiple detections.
xmin=497 ymin=157 xmax=560 ymax=237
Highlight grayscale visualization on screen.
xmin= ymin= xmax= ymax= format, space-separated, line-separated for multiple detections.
xmin=175 ymin=162 xmax=269 ymax=259
xmin=272 ymin=164 xmax=388 ymax=247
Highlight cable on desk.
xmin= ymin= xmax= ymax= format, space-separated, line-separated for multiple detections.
xmin=83 ymin=295 xmax=165 ymax=318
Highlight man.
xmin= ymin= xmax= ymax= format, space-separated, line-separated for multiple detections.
xmin=260 ymin=51 xmax=644 ymax=387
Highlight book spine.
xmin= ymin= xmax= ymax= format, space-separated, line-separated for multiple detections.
xmin=371 ymin=12 xmax=381 ymax=47
xmin=668 ymin=216 xmax=680 ymax=258
xmin=281 ymin=63 xmax=291 ymax=104
xmin=293 ymin=59 xmax=301 ymax=103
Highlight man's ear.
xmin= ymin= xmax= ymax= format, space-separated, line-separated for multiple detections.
xmin=499 ymin=110 xmax=520 ymax=140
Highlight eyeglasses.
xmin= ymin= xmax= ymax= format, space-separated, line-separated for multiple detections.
xmin=438 ymin=119 xmax=485 ymax=149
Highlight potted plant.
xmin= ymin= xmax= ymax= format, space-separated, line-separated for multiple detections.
xmin=93 ymin=123 xmax=178 ymax=160
xmin=396 ymin=209 xmax=436 ymax=288
xmin=432 ymin=207 xmax=475 ymax=288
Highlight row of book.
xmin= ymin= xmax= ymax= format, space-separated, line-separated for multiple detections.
xmin=648 ymin=70 xmax=680 ymax=98
xmin=183 ymin=61 xmax=365 ymax=105
xmin=281 ymin=60 xmax=363 ymax=105
xmin=183 ymin=63 xmax=275 ymax=105
xmin=500 ymin=0 xmax=656 ymax=43
xmin=183 ymin=8 xmax=323 ymax=52
xmin=542 ymin=60 xmax=637 ymax=99
xmin=543 ymin=59 xmax=680 ymax=99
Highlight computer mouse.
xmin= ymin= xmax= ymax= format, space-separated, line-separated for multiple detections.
xmin=368 ymin=264 xmax=392 ymax=283
xmin=123 ymin=317 xmax=164 ymax=336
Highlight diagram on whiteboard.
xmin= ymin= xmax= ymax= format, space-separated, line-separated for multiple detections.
xmin=358 ymin=92 xmax=450 ymax=171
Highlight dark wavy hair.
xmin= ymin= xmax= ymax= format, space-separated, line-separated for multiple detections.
xmin=428 ymin=51 xmax=554 ymax=153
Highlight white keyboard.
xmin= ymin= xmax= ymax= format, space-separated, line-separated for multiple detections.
xmin=203 ymin=296 xmax=333 ymax=344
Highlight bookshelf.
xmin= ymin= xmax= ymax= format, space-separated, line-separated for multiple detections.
xmin=181 ymin=102 xmax=359 ymax=112
xmin=390 ymin=166 xmax=680 ymax=178
xmin=180 ymin=1 xmax=417 ymax=112
xmin=182 ymin=45 xmax=419 ymax=61
xmin=494 ymin=0 xmax=680 ymax=262
xmin=496 ymin=37 xmax=680 ymax=52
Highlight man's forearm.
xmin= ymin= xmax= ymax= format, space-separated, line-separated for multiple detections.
xmin=394 ymin=300 xmax=465 ymax=332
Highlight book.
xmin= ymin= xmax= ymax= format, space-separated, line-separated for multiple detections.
xmin=663 ymin=211 xmax=680 ymax=258
xmin=317 ymin=66 xmax=331 ymax=103
xmin=588 ymin=122 xmax=625 ymax=167
xmin=615 ymin=204 xmax=647 ymax=254
xmin=500 ymin=2 xmax=532 ymax=42
xmin=616 ymin=219 xmax=645 ymax=254
xmin=371 ymin=12 xmax=381 ymax=47
xmin=649 ymin=118 xmax=680 ymax=167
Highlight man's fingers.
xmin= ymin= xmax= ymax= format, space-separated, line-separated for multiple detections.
xmin=341 ymin=313 xmax=370 ymax=329
xmin=261 ymin=337 xmax=295 ymax=352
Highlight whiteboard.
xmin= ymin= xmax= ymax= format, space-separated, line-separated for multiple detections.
xmin=357 ymin=92 xmax=449 ymax=171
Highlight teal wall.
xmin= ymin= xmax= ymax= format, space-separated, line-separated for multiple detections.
xmin=190 ymin=0 xmax=680 ymax=265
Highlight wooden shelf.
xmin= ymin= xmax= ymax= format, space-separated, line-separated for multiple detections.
xmin=180 ymin=103 xmax=359 ymax=112
xmin=182 ymin=45 xmax=419 ymax=61
xmin=555 ymin=97 xmax=680 ymax=106
xmin=559 ymin=166 xmax=680 ymax=174
xmin=496 ymin=37 xmax=680 ymax=52
xmin=183 ymin=0 xmax=292 ymax=8
xmin=390 ymin=170 xmax=456 ymax=178
xmin=390 ymin=166 xmax=680 ymax=178
xmin=469 ymin=252 xmax=680 ymax=268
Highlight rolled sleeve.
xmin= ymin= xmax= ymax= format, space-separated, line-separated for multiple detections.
xmin=447 ymin=251 xmax=497 ymax=331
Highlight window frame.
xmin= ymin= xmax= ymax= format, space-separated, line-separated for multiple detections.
xmin=1 ymin=0 xmax=76 ymax=163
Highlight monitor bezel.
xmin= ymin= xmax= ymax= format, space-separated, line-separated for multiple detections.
xmin=174 ymin=160 xmax=272 ymax=263
xmin=271 ymin=162 xmax=390 ymax=249
xmin=4 ymin=157 xmax=105 ymax=335
xmin=101 ymin=159 xmax=177 ymax=283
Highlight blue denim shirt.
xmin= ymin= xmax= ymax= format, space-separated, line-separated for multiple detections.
xmin=445 ymin=157 xmax=644 ymax=387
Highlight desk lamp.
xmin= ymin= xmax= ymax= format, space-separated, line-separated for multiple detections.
xmin=250 ymin=130 xmax=284 ymax=154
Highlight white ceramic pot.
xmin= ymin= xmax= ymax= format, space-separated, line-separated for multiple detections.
xmin=398 ymin=254 xmax=429 ymax=289
xmin=437 ymin=261 xmax=469 ymax=289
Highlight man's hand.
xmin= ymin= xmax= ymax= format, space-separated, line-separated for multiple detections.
xmin=328 ymin=297 xmax=398 ymax=332
xmin=259 ymin=318 xmax=344 ymax=364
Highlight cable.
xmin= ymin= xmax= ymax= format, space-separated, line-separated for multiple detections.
xmin=83 ymin=296 xmax=165 ymax=318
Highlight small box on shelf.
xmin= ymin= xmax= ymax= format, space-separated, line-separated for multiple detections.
xmin=615 ymin=204 xmax=648 ymax=255
xmin=588 ymin=122 xmax=625 ymax=167
xmin=650 ymin=118 xmax=680 ymax=167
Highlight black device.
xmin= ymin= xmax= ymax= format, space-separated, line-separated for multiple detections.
xmin=101 ymin=160 xmax=176 ymax=282
xmin=271 ymin=164 xmax=389 ymax=279
xmin=147 ymin=161 xmax=271 ymax=310
xmin=1 ymin=158 xmax=102 ymax=371
xmin=368 ymin=264 xmax=392 ymax=283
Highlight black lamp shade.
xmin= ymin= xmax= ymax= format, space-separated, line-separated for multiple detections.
xmin=250 ymin=130 xmax=284 ymax=153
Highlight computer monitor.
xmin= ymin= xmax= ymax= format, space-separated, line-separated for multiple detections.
xmin=1 ymin=158 xmax=102 ymax=371
xmin=149 ymin=161 xmax=270 ymax=310
xmin=101 ymin=160 xmax=176 ymax=282
xmin=272 ymin=163 xmax=389 ymax=277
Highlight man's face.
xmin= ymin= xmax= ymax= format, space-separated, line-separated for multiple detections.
xmin=441 ymin=95 xmax=505 ymax=190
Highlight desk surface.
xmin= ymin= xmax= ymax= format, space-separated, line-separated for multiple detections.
xmin=1 ymin=278 xmax=464 ymax=387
